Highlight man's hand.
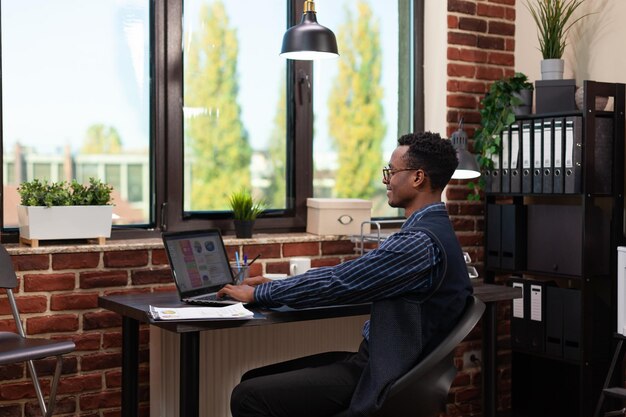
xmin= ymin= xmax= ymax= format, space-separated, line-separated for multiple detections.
xmin=242 ymin=276 xmax=271 ymax=286
xmin=217 ymin=284 xmax=255 ymax=303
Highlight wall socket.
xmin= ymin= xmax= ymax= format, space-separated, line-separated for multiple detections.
xmin=462 ymin=350 xmax=481 ymax=369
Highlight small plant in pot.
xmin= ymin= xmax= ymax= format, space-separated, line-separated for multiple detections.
xmin=17 ymin=178 xmax=114 ymax=246
xmin=524 ymin=0 xmax=592 ymax=80
xmin=468 ymin=73 xmax=534 ymax=200
xmin=228 ymin=189 xmax=264 ymax=238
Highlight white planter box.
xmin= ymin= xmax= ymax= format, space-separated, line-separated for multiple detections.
xmin=306 ymin=198 xmax=372 ymax=236
xmin=17 ymin=205 xmax=113 ymax=245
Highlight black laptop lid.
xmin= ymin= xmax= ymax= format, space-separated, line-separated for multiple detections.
xmin=162 ymin=229 xmax=234 ymax=299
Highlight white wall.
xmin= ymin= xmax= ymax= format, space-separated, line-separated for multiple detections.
xmin=423 ymin=0 xmax=448 ymax=135
xmin=516 ymin=0 xmax=626 ymax=85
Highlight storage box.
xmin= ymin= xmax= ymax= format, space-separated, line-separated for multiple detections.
xmin=535 ymin=79 xmax=576 ymax=113
xmin=306 ymin=198 xmax=372 ymax=235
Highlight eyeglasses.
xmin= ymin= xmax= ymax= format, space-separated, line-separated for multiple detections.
xmin=382 ymin=166 xmax=420 ymax=182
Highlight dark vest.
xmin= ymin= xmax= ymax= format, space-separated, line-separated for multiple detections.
xmin=348 ymin=209 xmax=473 ymax=416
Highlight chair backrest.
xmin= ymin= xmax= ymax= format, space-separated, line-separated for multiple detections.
xmin=371 ymin=295 xmax=486 ymax=417
xmin=0 ymin=244 xmax=17 ymax=290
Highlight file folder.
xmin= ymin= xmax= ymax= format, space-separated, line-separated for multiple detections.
xmin=510 ymin=124 xmax=521 ymax=193
xmin=501 ymin=204 xmax=523 ymax=270
xmin=490 ymin=149 xmax=501 ymax=193
xmin=533 ymin=120 xmax=543 ymax=194
xmin=562 ymin=288 xmax=581 ymax=360
xmin=564 ymin=116 xmax=582 ymax=194
xmin=552 ymin=119 xmax=564 ymax=194
xmin=542 ymin=119 xmax=553 ymax=193
xmin=486 ymin=204 xmax=501 ymax=269
xmin=545 ymin=286 xmax=563 ymax=357
xmin=521 ymin=121 xmax=533 ymax=194
xmin=501 ymin=128 xmax=511 ymax=193
xmin=510 ymin=278 xmax=529 ymax=350
xmin=528 ymin=283 xmax=545 ymax=353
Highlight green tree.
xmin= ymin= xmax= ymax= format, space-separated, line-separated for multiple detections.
xmin=185 ymin=0 xmax=251 ymax=210
xmin=81 ymin=124 xmax=122 ymax=154
xmin=328 ymin=0 xmax=386 ymax=199
xmin=264 ymin=80 xmax=287 ymax=208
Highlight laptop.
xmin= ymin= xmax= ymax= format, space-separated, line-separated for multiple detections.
xmin=162 ymin=229 xmax=239 ymax=306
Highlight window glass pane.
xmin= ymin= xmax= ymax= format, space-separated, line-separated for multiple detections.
xmin=127 ymin=164 xmax=143 ymax=203
xmin=183 ymin=0 xmax=287 ymax=212
xmin=105 ymin=164 xmax=122 ymax=193
xmin=1 ymin=0 xmax=151 ymax=227
xmin=313 ymin=0 xmax=404 ymax=218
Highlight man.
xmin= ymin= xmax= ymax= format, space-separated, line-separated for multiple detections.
xmin=218 ymin=131 xmax=472 ymax=417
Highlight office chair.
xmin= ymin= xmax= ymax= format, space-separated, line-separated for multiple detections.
xmin=0 ymin=245 xmax=75 ymax=417
xmin=332 ymin=295 xmax=485 ymax=417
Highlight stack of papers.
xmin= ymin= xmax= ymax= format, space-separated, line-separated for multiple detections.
xmin=148 ymin=303 xmax=255 ymax=320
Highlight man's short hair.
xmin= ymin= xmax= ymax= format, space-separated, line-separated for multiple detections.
xmin=397 ymin=132 xmax=459 ymax=190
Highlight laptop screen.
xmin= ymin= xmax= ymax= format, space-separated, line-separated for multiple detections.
xmin=162 ymin=229 xmax=234 ymax=298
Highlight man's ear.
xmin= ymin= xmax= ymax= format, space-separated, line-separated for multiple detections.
xmin=413 ymin=169 xmax=427 ymax=189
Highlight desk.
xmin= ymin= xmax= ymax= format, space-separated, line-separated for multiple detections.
xmin=98 ymin=282 xmax=520 ymax=417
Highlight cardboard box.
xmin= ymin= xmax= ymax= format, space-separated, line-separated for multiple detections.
xmin=306 ymin=198 xmax=372 ymax=235
xmin=535 ymin=79 xmax=576 ymax=114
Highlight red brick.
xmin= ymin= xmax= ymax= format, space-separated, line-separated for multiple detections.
xmin=70 ymin=333 xmax=102 ymax=351
xmin=24 ymin=273 xmax=75 ymax=292
xmin=131 ymin=268 xmax=172 ymax=285
xmin=458 ymin=17 xmax=487 ymax=33
xmin=457 ymin=81 xmax=487 ymax=94
xmin=476 ymin=66 xmax=505 ymax=81
xmin=447 ymin=95 xmax=477 ymax=109
xmin=0 ymin=381 xmax=40 ymax=400
xmin=489 ymin=21 xmax=515 ymax=36
xmin=0 ymin=363 xmax=25 ymax=381
xmin=489 ymin=0 xmax=515 ymax=5
xmin=79 ymin=391 xmax=121 ymax=410
xmin=459 ymin=49 xmax=487 ymax=63
xmin=448 ymin=32 xmax=477 ymax=47
xmin=458 ymin=110 xmax=482 ymax=124
xmin=477 ymin=3 xmax=505 ymax=18
xmin=151 ymin=249 xmax=168 ymax=265
xmin=81 ymin=352 xmax=122 ymax=372
xmin=83 ymin=311 xmax=122 ymax=330
xmin=12 ymin=254 xmax=49 ymax=271
xmin=26 ymin=314 xmax=78 ymax=335
xmin=488 ymin=52 xmax=514 ymax=66
xmin=103 ymin=250 xmax=149 ymax=268
xmin=477 ymin=35 xmax=505 ymax=50
xmin=448 ymin=47 xmax=461 ymax=61
xmin=3 ymin=296 xmax=47 ymax=314
xmin=448 ymin=0 xmax=477 ymax=15
xmin=452 ymin=371 xmax=472 ymax=386
xmin=52 ymin=252 xmax=100 ymax=270
xmin=447 ymin=80 xmax=460 ymax=92
xmin=282 ymin=242 xmax=319 ymax=257
xmin=0 ymin=404 xmax=20 ymax=416
xmin=448 ymin=15 xmax=459 ymax=29
xmin=503 ymin=68 xmax=515 ymax=78
xmin=0 ymin=319 xmax=17 ymax=333
xmin=103 ymin=331 xmax=122 ymax=349
xmin=457 ymin=233 xmax=483 ymax=246
xmin=312 ymin=258 xmax=342 ymax=268
xmin=448 ymin=63 xmax=476 ymax=78
xmin=239 ymin=244 xmax=281 ymax=260
xmin=505 ymin=38 xmax=515 ymax=52
xmin=59 ymin=374 xmax=102 ymax=394
xmin=51 ymin=293 xmax=99 ymax=310
xmin=321 ymin=241 xmax=356 ymax=256
xmin=451 ymin=217 xmax=476 ymax=232
xmin=455 ymin=387 xmax=482 ymax=402
xmin=80 ymin=271 xmax=128 ymax=289
xmin=266 ymin=262 xmax=289 ymax=274
xmin=505 ymin=6 xmax=516 ymax=21
xmin=249 ymin=262 xmax=263 ymax=276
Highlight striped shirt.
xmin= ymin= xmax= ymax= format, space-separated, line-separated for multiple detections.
xmin=254 ymin=202 xmax=447 ymax=340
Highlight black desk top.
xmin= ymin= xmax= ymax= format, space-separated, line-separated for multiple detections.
xmin=98 ymin=281 xmax=520 ymax=334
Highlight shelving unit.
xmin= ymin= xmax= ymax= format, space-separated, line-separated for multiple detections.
xmin=483 ymin=81 xmax=625 ymax=417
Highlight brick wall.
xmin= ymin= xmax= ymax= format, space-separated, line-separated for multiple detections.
xmin=445 ymin=0 xmax=517 ymax=415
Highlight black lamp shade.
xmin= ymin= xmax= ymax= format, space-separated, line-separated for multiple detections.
xmin=280 ymin=11 xmax=339 ymax=60
xmin=451 ymin=128 xmax=481 ymax=180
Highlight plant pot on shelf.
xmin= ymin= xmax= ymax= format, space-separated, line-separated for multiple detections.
xmin=512 ymin=88 xmax=533 ymax=115
xmin=17 ymin=205 xmax=114 ymax=247
xmin=540 ymin=59 xmax=564 ymax=80
xmin=233 ymin=220 xmax=255 ymax=238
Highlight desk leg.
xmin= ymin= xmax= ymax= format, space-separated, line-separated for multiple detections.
xmin=121 ymin=316 xmax=139 ymax=417
xmin=483 ymin=302 xmax=497 ymax=417
xmin=180 ymin=331 xmax=200 ymax=417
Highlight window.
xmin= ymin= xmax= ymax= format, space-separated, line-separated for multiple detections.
xmin=1 ymin=0 xmax=422 ymax=235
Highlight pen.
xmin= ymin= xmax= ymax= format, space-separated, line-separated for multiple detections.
xmin=247 ymin=253 xmax=261 ymax=267
xmin=244 ymin=254 xmax=248 ymax=266
xmin=235 ymin=251 xmax=241 ymax=271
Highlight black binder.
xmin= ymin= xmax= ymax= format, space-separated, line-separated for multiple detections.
xmin=528 ymin=282 xmax=545 ymax=353
xmin=486 ymin=204 xmax=501 ymax=269
xmin=552 ymin=119 xmax=564 ymax=194
xmin=532 ymin=120 xmax=543 ymax=194
xmin=562 ymin=288 xmax=581 ymax=360
xmin=490 ymin=148 xmax=501 ymax=193
xmin=510 ymin=123 xmax=522 ymax=193
xmin=521 ymin=121 xmax=533 ymax=194
xmin=564 ymin=116 xmax=582 ymax=194
xmin=510 ymin=277 xmax=529 ymax=350
xmin=501 ymin=127 xmax=511 ymax=193
xmin=501 ymin=204 xmax=523 ymax=270
xmin=545 ymin=286 xmax=564 ymax=357
xmin=542 ymin=119 xmax=554 ymax=193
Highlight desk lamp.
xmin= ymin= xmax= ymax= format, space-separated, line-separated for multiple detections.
xmin=451 ymin=119 xmax=481 ymax=179
xmin=280 ymin=1 xmax=338 ymax=60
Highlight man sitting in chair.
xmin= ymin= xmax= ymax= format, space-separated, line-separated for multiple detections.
xmin=218 ymin=131 xmax=473 ymax=417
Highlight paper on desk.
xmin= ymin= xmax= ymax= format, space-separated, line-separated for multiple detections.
xmin=149 ymin=303 xmax=254 ymax=320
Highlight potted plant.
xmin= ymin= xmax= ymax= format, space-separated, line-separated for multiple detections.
xmin=524 ymin=0 xmax=591 ymax=80
xmin=469 ymin=73 xmax=534 ymax=200
xmin=17 ymin=178 xmax=114 ymax=246
xmin=228 ymin=189 xmax=264 ymax=238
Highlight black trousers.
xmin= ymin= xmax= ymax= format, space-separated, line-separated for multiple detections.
xmin=231 ymin=341 xmax=369 ymax=417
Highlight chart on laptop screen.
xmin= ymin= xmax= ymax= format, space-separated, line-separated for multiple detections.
xmin=165 ymin=235 xmax=231 ymax=292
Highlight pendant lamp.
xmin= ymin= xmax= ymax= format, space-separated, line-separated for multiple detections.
xmin=451 ymin=119 xmax=481 ymax=179
xmin=280 ymin=1 xmax=338 ymax=60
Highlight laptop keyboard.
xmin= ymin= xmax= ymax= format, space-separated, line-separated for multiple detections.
xmin=185 ymin=294 xmax=237 ymax=306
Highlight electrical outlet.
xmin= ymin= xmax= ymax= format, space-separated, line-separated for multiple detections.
xmin=462 ymin=350 xmax=481 ymax=369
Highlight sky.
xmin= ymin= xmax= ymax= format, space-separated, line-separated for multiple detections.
xmin=2 ymin=0 xmax=398 ymax=157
